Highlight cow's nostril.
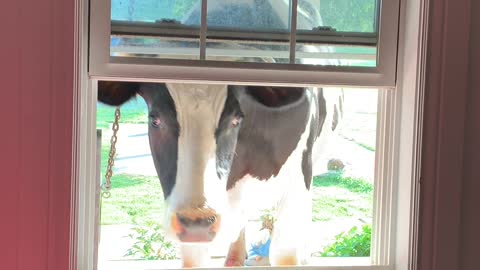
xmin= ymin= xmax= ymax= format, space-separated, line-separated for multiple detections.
xmin=176 ymin=213 xmax=218 ymax=229
xmin=177 ymin=213 xmax=193 ymax=227
xmin=173 ymin=210 xmax=221 ymax=243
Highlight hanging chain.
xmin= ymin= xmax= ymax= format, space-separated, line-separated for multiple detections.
xmin=101 ymin=107 xmax=121 ymax=198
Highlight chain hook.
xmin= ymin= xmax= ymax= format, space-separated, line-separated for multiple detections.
xmin=102 ymin=107 xmax=121 ymax=199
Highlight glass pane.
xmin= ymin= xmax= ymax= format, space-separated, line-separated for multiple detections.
xmin=96 ymin=82 xmax=378 ymax=268
xmin=296 ymin=0 xmax=377 ymax=33
xmin=111 ymin=0 xmax=200 ymax=24
xmin=110 ymin=0 xmax=201 ymax=59
xmin=295 ymin=0 xmax=377 ymax=66
xmin=205 ymin=0 xmax=291 ymax=31
xmin=204 ymin=0 xmax=291 ymax=62
xmin=110 ymin=35 xmax=201 ymax=60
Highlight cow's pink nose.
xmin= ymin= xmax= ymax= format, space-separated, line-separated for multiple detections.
xmin=171 ymin=208 xmax=220 ymax=243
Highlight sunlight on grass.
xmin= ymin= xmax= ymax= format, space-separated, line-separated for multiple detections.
xmin=100 ymin=174 xmax=165 ymax=225
xmin=312 ymin=173 xmax=373 ymax=222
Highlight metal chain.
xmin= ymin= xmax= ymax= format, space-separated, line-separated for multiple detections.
xmin=101 ymin=107 xmax=121 ymax=198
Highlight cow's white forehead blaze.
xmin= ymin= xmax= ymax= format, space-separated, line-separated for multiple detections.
xmin=165 ymin=83 xmax=228 ymax=212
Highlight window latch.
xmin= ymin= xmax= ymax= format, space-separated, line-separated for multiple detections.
xmin=311 ymin=26 xmax=337 ymax=32
xmin=155 ymin=19 xmax=182 ymax=26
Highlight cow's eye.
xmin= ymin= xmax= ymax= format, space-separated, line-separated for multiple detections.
xmin=150 ymin=117 xmax=162 ymax=128
xmin=231 ymin=116 xmax=242 ymax=128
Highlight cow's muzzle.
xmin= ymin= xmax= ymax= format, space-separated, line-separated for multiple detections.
xmin=171 ymin=207 xmax=220 ymax=243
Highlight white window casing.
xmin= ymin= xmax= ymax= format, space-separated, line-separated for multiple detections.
xmin=72 ymin=0 xmax=426 ymax=269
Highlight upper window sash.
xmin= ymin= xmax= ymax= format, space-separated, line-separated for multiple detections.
xmin=89 ymin=0 xmax=400 ymax=87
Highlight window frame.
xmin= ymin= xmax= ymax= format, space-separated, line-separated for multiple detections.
xmin=72 ymin=0 xmax=427 ymax=269
xmin=89 ymin=0 xmax=400 ymax=87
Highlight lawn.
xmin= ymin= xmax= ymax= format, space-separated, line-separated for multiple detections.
xmin=100 ymin=173 xmax=165 ymax=225
xmin=99 ymin=170 xmax=373 ymax=225
xmin=312 ymin=173 xmax=373 ymax=222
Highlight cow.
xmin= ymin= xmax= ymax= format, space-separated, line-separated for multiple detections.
xmin=98 ymin=82 xmax=343 ymax=267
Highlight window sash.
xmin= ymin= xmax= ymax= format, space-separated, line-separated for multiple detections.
xmin=89 ymin=0 xmax=400 ymax=87
xmin=111 ymin=21 xmax=378 ymax=46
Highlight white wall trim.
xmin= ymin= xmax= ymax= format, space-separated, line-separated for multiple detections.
xmin=392 ymin=0 xmax=430 ymax=269
xmin=71 ymin=0 xmax=98 ymax=269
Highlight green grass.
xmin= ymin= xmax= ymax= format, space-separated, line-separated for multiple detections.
xmin=311 ymin=172 xmax=373 ymax=222
xmin=101 ymin=173 xmax=165 ymax=225
xmin=99 ymin=169 xmax=373 ymax=225
xmin=313 ymin=172 xmax=373 ymax=193
xmin=96 ymin=98 xmax=148 ymax=129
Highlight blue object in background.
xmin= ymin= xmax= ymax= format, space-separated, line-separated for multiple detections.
xmin=248 ymin=238 xmax=271 ymax=258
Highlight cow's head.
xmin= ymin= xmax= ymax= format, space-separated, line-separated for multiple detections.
xmin=98 ymin=81 xmax=306 ymax=244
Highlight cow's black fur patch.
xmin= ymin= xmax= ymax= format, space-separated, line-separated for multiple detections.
xmin=226 ymin=85 xmax=311 ymax=190
xmin=138 ymin=83 xmax=180 ymax=199
xmin=215 ymin=88 xmax=244 ymax=180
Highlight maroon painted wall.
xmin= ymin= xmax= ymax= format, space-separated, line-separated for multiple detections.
xmin=459 ymin=0 xmax=480 ymax=268
xmin=419 ymin=0 xmax=480 ymax=269
xmin=0 ymin=0 xmax=74 ymax=269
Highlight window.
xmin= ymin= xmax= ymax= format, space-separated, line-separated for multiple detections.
xmin=75 ymin=0 xmax=424 ymax=270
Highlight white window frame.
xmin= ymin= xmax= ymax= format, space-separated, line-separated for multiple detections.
xmin=89 ymin=0 xmax=400 ymax=87
xmin=71 ymin=0 xmax=428 ymax=269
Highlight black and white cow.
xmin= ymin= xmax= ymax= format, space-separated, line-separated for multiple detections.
xmin=98 ymin=82 xmax=343 ymax=267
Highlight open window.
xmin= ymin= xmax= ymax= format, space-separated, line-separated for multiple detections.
xmin=76 ymin=0 xmax=423 ymax=269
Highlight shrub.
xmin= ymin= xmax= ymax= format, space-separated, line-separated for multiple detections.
xmin=320 ymin=224 xmax=371 ymax=257
xmin=125 ymin=221 xmax=179 ymax=260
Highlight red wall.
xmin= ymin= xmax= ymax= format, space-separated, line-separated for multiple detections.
xmin=0 ymin=0 xmax=74 ymax=269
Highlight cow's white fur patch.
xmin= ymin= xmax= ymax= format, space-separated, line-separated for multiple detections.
xmin=164 ymin=82 xmax=228 ymax=217
xmin=164 ymin=83 xmax=247 ymax=266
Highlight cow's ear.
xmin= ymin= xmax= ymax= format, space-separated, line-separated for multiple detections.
xmin=244 ymin=86 xmax=305 ymax=107
xmin=97 ymin=81 xmax=141 ymax=106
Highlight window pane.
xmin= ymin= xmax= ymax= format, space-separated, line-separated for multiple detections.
xmin=111 ymin=0 xmax=200 ymax=24
xmin=111 ymin=0 xmax=201 ymax=59
xmin=204 ymin=0 xmax=291 ymax=62
xmin=295 ymin=0 xmax=377 ymax=66
xmin=297 ymin=0 xmax=377 ymax=33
